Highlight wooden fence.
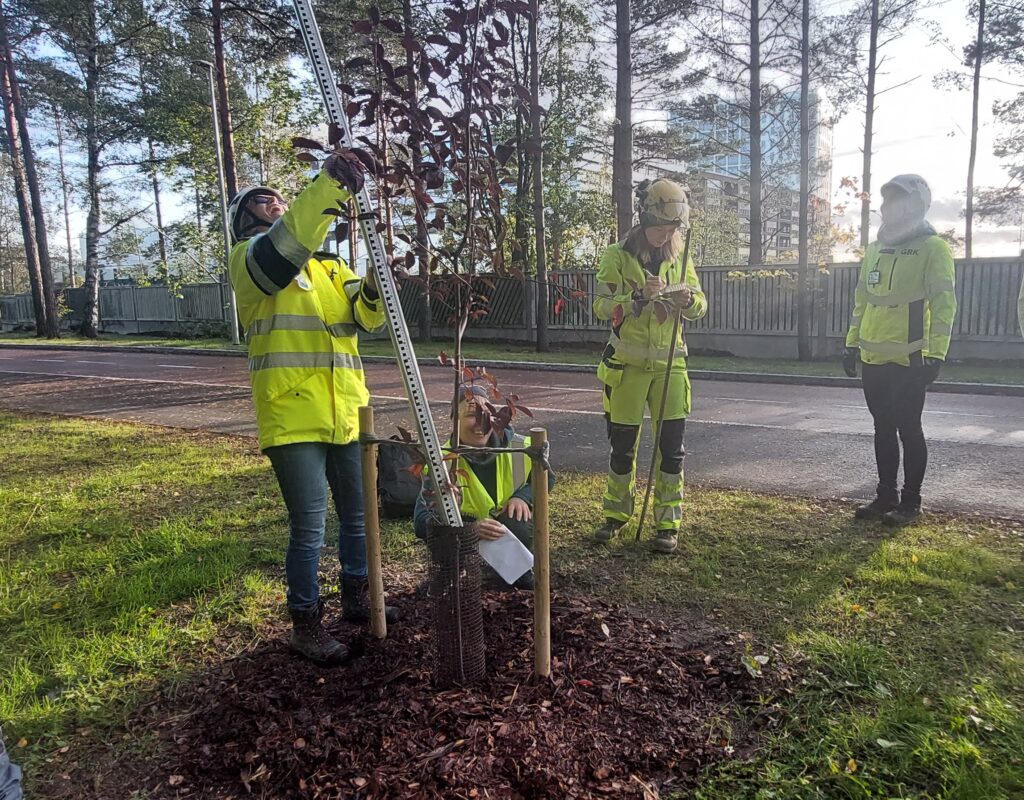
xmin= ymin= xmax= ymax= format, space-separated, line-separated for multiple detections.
xmin=2 ymin=258 xmax=1022 ymax=360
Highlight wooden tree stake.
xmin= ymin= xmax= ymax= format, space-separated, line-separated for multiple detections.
xmin=359 ymin=406 xmax=387 ymax=639
xmin=531 ymin=427 xmax=551 ymax=678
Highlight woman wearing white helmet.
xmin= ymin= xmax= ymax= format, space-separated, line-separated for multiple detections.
xmin=843 ymin=174 xmax=958 ymax=526
xmin=592 ymin=178 xmax=708 ymax=554
xmin=227 ymin=150 xmax=399 ymax=666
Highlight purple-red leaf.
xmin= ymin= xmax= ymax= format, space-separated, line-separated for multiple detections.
xmin=291 ymin=136 xmax=327 ymax=151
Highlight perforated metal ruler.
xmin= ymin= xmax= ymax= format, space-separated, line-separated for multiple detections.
xmin=292 ymin=0 xmax=462 ymax=527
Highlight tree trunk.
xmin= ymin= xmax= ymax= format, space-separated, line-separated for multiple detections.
xmin=1 ymin=6 xmax=58 ymax=336
xmin=747 ymin=0 xmax=762 ymax=265
xmin=403 ymin=0 xmax=431 ymax=342
xmin=0 ymin=51 xmax=45 ymax=335
xmin=860 ymin=0 xmax=879 ymax=251
xmin=81 ymin=0 xmax=101 ymax=338
xmin=797 ymin=0 xmax=811 ymax=360
xmin=613 ymin=0 xmax=632 ymax=239
xmin=529 ymin=0 xmax=548 ymax=352
xmin=149 ymin=138 xmax=168 ymax=270
xmin=965 ymin=0 xmax=985 ymax=259
xmin=211 ymin=0 xmax=238 ymax=199
xmin=55 ymin=106 xmax=75 ymax=287
xmin=550 ymin=0 xmax=565 ymax=272
xmin=138 ymin=60 xmax=167 ymax=273
xmin=192 ymin=168 xmax=206 ymax=274
xmin=510 ymin=14 xmax=530 ymax=278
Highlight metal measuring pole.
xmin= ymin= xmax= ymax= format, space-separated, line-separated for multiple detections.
xmin=194 ymin=59 xmax=241 ymax=346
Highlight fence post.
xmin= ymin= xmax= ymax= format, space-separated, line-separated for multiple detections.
xmin=523 ymin=278 xmax=536 ymax=337
xmin=815 ymin=267 xmax=829 ymax=360
xmin=131 ymin=285 xmax=140 ymax=334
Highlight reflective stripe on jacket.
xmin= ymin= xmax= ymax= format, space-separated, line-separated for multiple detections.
xmin=228 ymin=173 xmax=385 ymax=450
xmin=593 ymin=242 xmax=707 ymax=373
xmin=845 ymin=234 xmax=957 ymax=365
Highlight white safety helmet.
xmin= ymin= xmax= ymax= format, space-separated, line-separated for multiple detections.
xmin=226 ymin=186 xmax=285 ymax=244
xmin=636 ymin=178 xmax=690 ymax=228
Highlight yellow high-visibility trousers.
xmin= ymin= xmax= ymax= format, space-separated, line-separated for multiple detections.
xmin=600 ymin=363 xmax=689 ymax=531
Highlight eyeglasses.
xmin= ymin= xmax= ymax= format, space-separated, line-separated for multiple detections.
xmin=249 ymin=195 xmax=279 ymax=206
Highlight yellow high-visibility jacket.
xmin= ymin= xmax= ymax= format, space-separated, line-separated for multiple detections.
xmin=845 ymin=234 xmax=957 ymax=365
xmin=593 ymin=242 xmax=707 ymax=373
xmin=228 ymin=173 xmax=384 ymax=450
xmin=437 ymin=433 xmax=532 ymax=522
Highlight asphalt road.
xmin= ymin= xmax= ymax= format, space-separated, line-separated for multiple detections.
xmin=1 ymin=345 xmax=1022 ymax=518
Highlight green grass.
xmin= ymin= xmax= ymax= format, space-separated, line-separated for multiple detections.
xmin=2 ymin=413 xmax=1023 ymax=798
xmin=3 ymin=330 xmax=1021 ymax=385
xmin=0 ymin=330 xmax=247 ymax=351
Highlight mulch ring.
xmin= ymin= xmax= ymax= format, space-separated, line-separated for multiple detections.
xmin=74 ymin=587 xmax=786 ymax=799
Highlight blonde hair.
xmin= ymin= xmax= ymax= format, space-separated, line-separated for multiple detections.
xmin=621 ymin=225 xmax=683 ymax=267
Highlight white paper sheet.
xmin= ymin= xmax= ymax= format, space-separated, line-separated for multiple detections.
xmin=478 ymin=525 xmax=534 ymax=585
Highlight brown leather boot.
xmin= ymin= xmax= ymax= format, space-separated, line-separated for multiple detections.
xmin=340 ymin=575 xmax=400 ymax=625
xmin=289 ymin=599 xmax=348 ymax=665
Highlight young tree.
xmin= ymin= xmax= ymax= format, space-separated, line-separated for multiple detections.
xmin=0 ymin=152 xmax=31 ymax=292
xmin=852 ymin=0 xmax=926 ymax=249
xmin=964 ymin=0 xmax=986 ymax=258
xmin=526 ymin=0 xmax=548 ymax=351
xmin=604 ymin=0 xmax=699 ymax=238
xmin=966 ymin=0 xmax=1024 ymax=249
xmin=1 ymin=0 xmax=58 ymax=335
xmin=52 ymin=104 xmax=76 ymax=286
xmin=797 ymin=0 xmax=811 ymax=359
xmin=681 ymin=0 xmax=802 ymax=265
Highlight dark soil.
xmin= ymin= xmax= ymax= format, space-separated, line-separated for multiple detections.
xmin=38 ymin=586 xmax=781 ymax=799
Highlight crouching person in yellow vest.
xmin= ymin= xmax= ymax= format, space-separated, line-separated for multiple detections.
xmin=592 ymin=179 xmax=707 ymax=554
xmin=227 ymin=152 xmax=399 ymax=666
xmin=413 ymin=385 xmax=556 ymax=590
xmin=843 ymin=174 xmax=957 ymax=527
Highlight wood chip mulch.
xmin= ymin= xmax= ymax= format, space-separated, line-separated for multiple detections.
xmin=45 ymin=587 xmax=780 ymax=799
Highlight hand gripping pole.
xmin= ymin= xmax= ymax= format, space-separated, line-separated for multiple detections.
xmin=291 ymin=0 xmax=462 ymax=528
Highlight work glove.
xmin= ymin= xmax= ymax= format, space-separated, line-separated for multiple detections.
xmin=322 ymin=149 xmax=366 ymax=195
xmin=842 ymin=347 xmax=859 ymax=378
xmin=917 ymin=357 xmax=942 ymax=385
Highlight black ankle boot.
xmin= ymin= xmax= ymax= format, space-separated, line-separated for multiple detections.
xmin=289 ymin=600 xmax=348 ymax=665
xmin=854 ymin=486 xmax=898 ymax=520
xmin=341 ymin=575 xmax=400 ymax=625
xmin=884 ymin=493 xmax=922 ymax=527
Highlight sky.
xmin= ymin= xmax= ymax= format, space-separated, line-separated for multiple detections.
xmin=40 ymin=0 xmax=1024 ymax=265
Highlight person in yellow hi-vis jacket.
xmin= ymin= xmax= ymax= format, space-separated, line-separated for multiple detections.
xmin=591 ymin=179 xmax=707 ymax=554
xmin=227 ymin=152 xmax=398 ymax=666
xmin=843 ymin=174 xmax=957 ymax=527
xmin=413 ymin=384 xmax=556 ymax=591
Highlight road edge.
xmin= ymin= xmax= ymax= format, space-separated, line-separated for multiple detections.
xmin=3 ymin=342 xmax=1023 ymax=397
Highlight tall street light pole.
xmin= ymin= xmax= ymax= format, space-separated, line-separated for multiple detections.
xmin=194 ymin=59 xmax=240 ymax=345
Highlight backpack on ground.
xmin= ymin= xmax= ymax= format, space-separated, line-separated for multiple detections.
xmin=377 ymin=436 xmax=422 ymax=519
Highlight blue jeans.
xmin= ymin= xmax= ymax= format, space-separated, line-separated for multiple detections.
xmin=266 ymin=442 xmax=368 ymax=611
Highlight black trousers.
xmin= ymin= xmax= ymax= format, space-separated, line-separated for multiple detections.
xmin=861 ymin=362 xmax=929 ymax=502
